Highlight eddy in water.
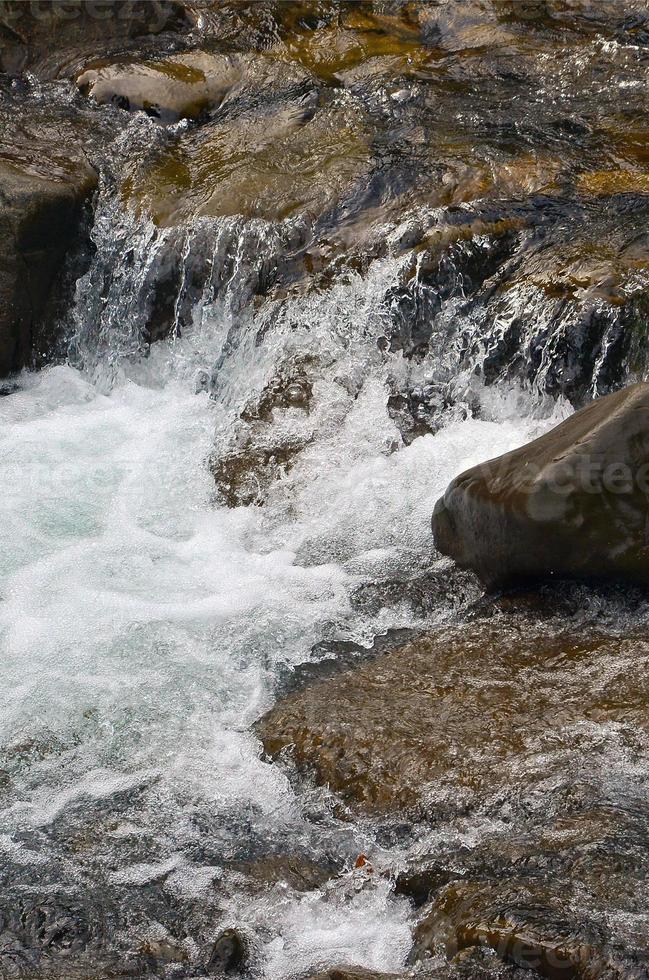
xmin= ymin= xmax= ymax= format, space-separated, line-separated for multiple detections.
xmin=1 ymin=1 xmax=649 ymax=978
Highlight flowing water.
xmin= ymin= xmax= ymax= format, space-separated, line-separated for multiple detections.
xmin=1 ymin=2 xmax=649 ymax=977
xmin=0 ymin=210 xmax=553 ymax=976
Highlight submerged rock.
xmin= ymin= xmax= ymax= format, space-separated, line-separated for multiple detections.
xmin=267 ymin=5 xmax=430 ymax=85
xmin=122 ymin=87 xmax=368 ymax=226
xmin=255 ymin=618 xmax=649 ymax=815
xmin=211 ymin=431 xmax=312 ymax=508
xmin=432 ymin=383 xmax=649 ymax=590
xmin=211 ymin=354 xmax=319 ymax=507
xmin=55 ymin=0 xmax=649 ymax=415
xmin=228 ymin=853 xmax=335 ymax=892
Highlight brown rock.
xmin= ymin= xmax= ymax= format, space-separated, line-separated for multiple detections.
xmin=211 ymin=434 xmax=311 ymax=508
xmin=228 ymin=853 xmax=335 ymax=892
xmin=433 ymin=383 xmax=649 ymax=590
xmin=77 ymin=50 xmax=246 ymax=123
xmin=0 ymin=0 xmax=190 ymax=79
xmin=410 ymin=880 xmax=630 ymax=979
xmin=396 ymin=773 xmax=649 ymax=971
xmin=123 ymin=90 xmax=368 ymax=226
xmin=395 ymin=864 xmax=459 ymax=908
xmin=211 ymin=355 xmax=319 ymax=506
xmin=139 ymin=937 xmax=188 ymax=966
xmin=256 ymin=620 xmax=649 ymax=815
xmin=306 ymin=969 xmax=401 ymax=980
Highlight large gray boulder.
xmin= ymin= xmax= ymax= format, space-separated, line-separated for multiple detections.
xmin=432 ymin=383 xmax=649 ymax=589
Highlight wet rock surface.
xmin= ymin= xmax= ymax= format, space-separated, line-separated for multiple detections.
xmin=207 ymin=927 xmax=249 ymax=973
xmin=433 ymin=382 xmax=649 ymax=589
xmin=2 ymin=2 xmax=649 ymax=979
xmin=227 ymin=853 xmax=336 ymax=893
xmin=257 ymin=602 xmax=649 ymax=974
xmin=0 ymin=0 xmax=192 ymax=79
xmin=211 ymin=353 xmax=319 ymax=507
xmin=77 ymin=50 xmax=245 ymax=123
xmin=458 ymin=199 xmax=649 ymax=406
xmin=404 ymin=791 xmax=649 ymax=976
xmin=256 ymin=615 xmax=649 ymax=814
xmin=306 ymin=969 xmax=400 ymax=980
xmin=58 ymin=0 xmax=649 ymax=407
xmin=0 ymin=129 xmax=97 ymax=376
xmin=410 ymin=880 xmax=631 ymax=979
xmin=123 ymin=85 xmax=368 ymax=225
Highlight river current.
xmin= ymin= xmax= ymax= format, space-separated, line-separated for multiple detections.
xmin=1 ymin=1 xmax=649 ymax=976
xmin=0 ymin=215 xmax=556 ymax=975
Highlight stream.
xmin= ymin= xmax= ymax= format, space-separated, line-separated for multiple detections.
xmin=1 ymin=2 xmax=649 ymax=978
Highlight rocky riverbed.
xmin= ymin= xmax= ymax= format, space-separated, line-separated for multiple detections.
xmin=1 ymin=2 xmax=649 ymax=978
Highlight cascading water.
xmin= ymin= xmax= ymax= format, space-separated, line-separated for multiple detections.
xmin=0 ymin=147 xmax=563 ymax=976
xmin=2 ymin=2 xmax=649 ymax=977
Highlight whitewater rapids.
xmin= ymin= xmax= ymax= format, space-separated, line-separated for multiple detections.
xmin=0 ymin=298 xmax=554 ymax=974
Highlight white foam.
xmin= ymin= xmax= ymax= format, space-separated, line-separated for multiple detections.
xmin=0 ymin=272 xmax=549 ymax=971
xmin=239 ymin=875 xmax=413 ymax=980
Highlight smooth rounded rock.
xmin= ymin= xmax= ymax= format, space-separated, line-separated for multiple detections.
xmin=432 ymin=383 xmax=649 ymax=589
xmin=207 ymin=928 xmax=248 ymax=974
xmin=77 ymin=51 xmax=245 ymax=122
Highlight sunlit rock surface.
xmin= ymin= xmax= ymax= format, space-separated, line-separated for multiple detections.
xmin=257 ymin=609 xmax=649 ymax=970
xmin=77 ymin=50 xmax=245 ymax=122
xmin=67 ymin=0 xmax=649 ymax=410
xmin=122 ymin=86 xmax=367 ymax=222
xmin=13 ymin=0 xmax=640 ymax=409
xmin=257 ymin=618 xmax=649 ymax=815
